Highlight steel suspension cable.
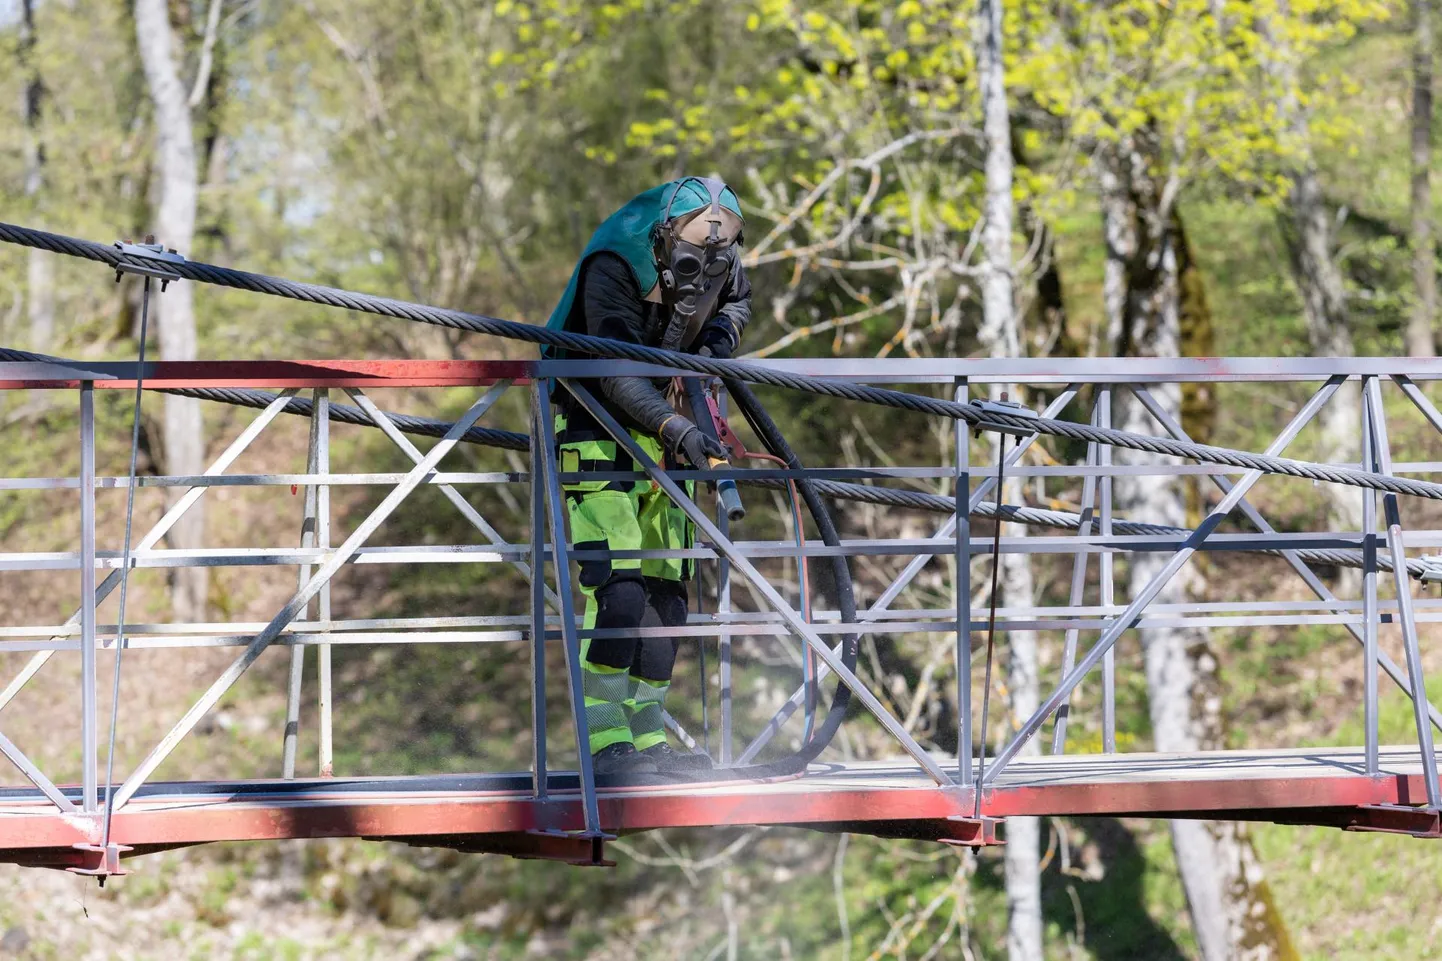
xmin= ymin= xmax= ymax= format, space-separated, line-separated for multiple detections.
xmin=973 ymin=433 xmax=1007 ymax=818
xmin=100 ymin=276 xmax=151 ymax=863
xmin=4 ymin=220 xmax=1442 ymax=503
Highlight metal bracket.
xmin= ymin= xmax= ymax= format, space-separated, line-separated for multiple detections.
xmin=1340 ymin=804 xmax=1442 ymax=838
xmin=1416 ymin=555 xmax=1442 ymax=584
xmin=113 ymin=238 xmax=186 ymax=289
xmin=970 ymin=395 xmax=1040 ymax=437
xmin=65 ymin=841 xmax=132 ymax=882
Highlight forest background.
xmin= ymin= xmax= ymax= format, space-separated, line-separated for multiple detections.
xmin=1 ymin=0 xmax=1441 ymax=959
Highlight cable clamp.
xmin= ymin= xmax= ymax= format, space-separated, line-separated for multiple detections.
xmin=113 ymin=237 xmax=185 ymax=289
xmin=970 ymin=394 xmax=1039 ymax=437
xmin=1417 ymin=555 xmax=1442 ymax=584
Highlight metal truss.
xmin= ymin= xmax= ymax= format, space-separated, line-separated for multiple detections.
xmin=2 ymin=356 xmax=1442 ymax=876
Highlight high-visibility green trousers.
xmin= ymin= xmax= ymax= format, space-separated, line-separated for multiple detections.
xmin=556 ymin=413 xmax=694 ymax=754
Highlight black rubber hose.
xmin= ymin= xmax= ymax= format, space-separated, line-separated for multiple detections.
xmin=722 ymin=378 xmax=859 ymax=777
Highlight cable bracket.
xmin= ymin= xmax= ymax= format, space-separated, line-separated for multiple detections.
xmin=970 ymin=395 xmax=1039 ymax=437
xmin=113 ymin=237 xmax=185 ymax=289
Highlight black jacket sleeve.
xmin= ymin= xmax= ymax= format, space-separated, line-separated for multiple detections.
xmin=580 ymin=253 xmax=677 ymax=435
xmin=701 ymin=260 xmax=752 ymax=352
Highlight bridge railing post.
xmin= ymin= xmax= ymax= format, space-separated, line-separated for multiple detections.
xmin=79 ymin=381 xmax=98 ymax=813
xmin=1364 ymin=376 xmax=1440 ymax=807
xmin=314 ymin=389 xmax=333 ymax=777
xmin=954 ymin=376 xmax=972 ymax=786
xmin=529 ymin=384 xmax=549 ymax=800
xmin=1099 ymin=386 xmax=1116 ymax=753
xmin=1362 ymin=379 xmax=1380 ymax=777
xmin=282 ymin=388 xmax=328 ymax=779
xmin=716 ymin=387 xmax=733 ymax=767
xmin=531 ymin=379 xmax=602 ymax=835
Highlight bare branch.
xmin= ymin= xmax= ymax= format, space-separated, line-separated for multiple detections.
xmin=187 ymin=0 xmax=225 ymax=109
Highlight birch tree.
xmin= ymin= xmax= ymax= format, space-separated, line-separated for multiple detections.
xmin=135 ymin=0 xmax=206 ymax=620
xmin=1017 ymin=3 xmax=1352 ymax=955
xmin=1260 ymin=1 xmax=1387 ymax=573
xmin=19 ymin=0 xmax=54 ymax=351
xmin=974 ymin=2 xmax=1041 ymax=959
xmin=1408 ymin=0 xmax=1437 ymax=357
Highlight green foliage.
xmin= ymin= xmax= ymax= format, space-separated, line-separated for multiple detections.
xmin=2 ymin=1 xmax=1442 ymax=957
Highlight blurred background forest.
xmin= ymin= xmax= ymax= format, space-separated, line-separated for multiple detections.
xmin=2 ymin=0 xmax=1442 ymax=959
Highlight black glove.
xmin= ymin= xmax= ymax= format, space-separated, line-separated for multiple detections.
xmin=659 ymin=414 xmax=728 ymax=468
xmin=696 ymin=324 xmax=735 ymax=359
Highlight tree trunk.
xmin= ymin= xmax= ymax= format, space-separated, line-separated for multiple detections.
xmin=1100 ymin=134 xmax=1296 ymax=961
xmin=19 ymin=0 xmax=54 ymax=352
xmin=136 ymin=0 xmax=207 ymax=621
xmin=1267 ymin=1 xmax=1364 ymax=573
xmin=976 ymin=3 xmax=1042 ymax=958
xmin=1409 ymin=0 xmax=1437 ymax=357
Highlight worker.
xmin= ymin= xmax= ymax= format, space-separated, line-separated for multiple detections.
xmin=545 ymin=177 xmax=749 ymax=779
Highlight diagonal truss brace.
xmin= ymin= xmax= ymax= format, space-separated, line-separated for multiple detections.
xmin=0 ymin=389 xmax=302 ymax=718
xmin=562 ymin=379 xmax=955 ymax=787
xmin=109 ymin=383 xmax=510 ymax=811
xmin=735 ymin=386 xmax=1081 ymax=766
xmin=343 ymin=388 xmax=561 ymax=611
xmin=980 ymin=378 xmax=1337 ymax=787
xmin=1131 ymin=381 xmax=1442 ymax=737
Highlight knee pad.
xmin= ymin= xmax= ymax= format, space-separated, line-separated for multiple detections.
xmin=587 ymin=577 xmax=648 ymax=671
xmin=645 ymin=577 xmax=689 ymax=628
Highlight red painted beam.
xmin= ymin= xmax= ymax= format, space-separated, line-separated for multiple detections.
xmin=0 ymin=767 xmax=1426 ymax=856
xmin=0 ymin=359 xmax=534 ymax=390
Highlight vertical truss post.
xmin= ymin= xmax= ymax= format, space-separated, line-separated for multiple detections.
xmin=530 ymin=381 xmax=601 ymax=835
xmin=529 ymin=393 xmax=549 ymax=800
xmin=79 ymin=382 xmax=98 ymax=813
xmin=1052 ymin=395 xmax=1102 ymax=754
xmin=713 ymin=389 xmax=734 ymax=765
xmin=954 ymin=377 xmax=973 ymax=785
xmin=983 ymin=381 xmax=1334 ymax=785
xmin=1099 ymin=387 xmax=1116 ymax=753
xmin=1362 ymin=381 xmax=1380 ymax=776
xmin=563 ymin=379 xmax=956 ymax=787
xmin=1364 ymin=378 xmax=1440 ymax=806
xmin=283 ymin=390 xmax=328 ymax=779
xmin=313 ymin=389 xmax=333 ymax=777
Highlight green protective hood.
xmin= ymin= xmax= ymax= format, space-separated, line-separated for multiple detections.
xmin=542 ymin=179 xmax=743 ymax=357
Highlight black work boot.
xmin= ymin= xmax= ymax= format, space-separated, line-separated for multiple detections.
xmin=591 ymin=742 xmax=659 ymax=781
xmin=641 ymin=741 xmax=715 ymax=776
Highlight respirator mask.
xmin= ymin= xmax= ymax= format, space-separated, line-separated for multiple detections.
xmin=655 ymin=177 xmax=743 ymax=351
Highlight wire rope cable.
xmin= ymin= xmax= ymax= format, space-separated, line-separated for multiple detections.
xmin=973 ymin=433 xmax=1007 ymax=818
xmin=99 ymin=276 xmax=151 ymax=858
xmin=3 ymin=220 xmax=1442 ymax=503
